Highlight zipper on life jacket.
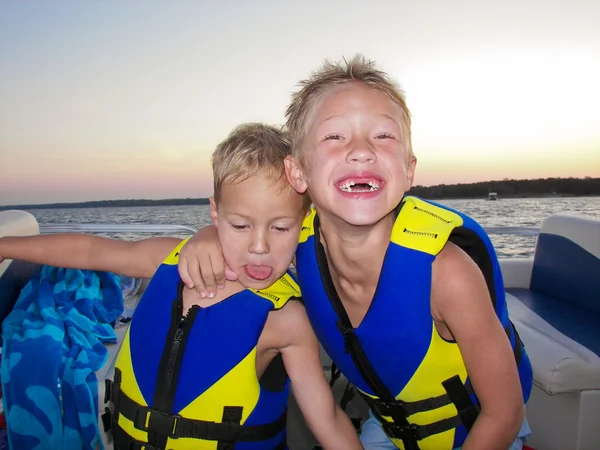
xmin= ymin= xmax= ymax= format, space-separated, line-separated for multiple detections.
xmin=149 ymin=281 xmax=199 ymax=448
xmin=164 ymin=312 xmax=187 ymax=401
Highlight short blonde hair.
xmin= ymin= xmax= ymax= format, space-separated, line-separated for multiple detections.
xmin=285 ymin=54 xmax=414 ymax=161
xmin=212 ymin=123 xmax=310 ymax=209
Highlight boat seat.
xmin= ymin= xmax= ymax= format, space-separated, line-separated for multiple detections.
xmin=501 ymin=213 xmax=600 ymax=450
xmin=0 ymin=210 xmax=131 ymax=449
xmin=0 ymin=211 xmax=42 ymax=325
xmin=506 ymin=289 xmax=600 ymax=393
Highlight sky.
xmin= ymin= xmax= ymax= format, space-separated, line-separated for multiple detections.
xmin=1 ymin=0 xmax=599 ymax=206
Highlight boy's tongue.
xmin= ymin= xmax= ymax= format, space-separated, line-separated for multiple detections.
xmin=244 ymin=265 xmax=273 ymax=280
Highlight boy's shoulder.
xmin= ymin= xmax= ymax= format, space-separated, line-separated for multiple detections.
xmin=264 ymin=297 xmax=310 ymax=344
xmin=299 ymin=207 xmax=317 ymax=243
xmin=391 ymin=196 xmax=465 ymax=256
xmin=257 ymin=298 xmax=311 ymax=357
xmin=161 ymin=237 xmax=190 ymax=265
xmin=266 ymin=296 xmax=306 ymax=318
xmin=259 ymin=275 xmax=308 ymax=345
xmin=249 ymin=271 xmax=302 ymax=310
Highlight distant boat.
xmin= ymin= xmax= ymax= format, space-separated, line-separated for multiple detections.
xmin=487 ymin=191 xmax=498 ymax=201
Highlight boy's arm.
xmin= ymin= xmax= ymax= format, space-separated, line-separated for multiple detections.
xmin=178 ymin=225 xmax=238 ymax=297
xmin=178 ymin=226 xmax=297 ymax=298
xmin=274 ymin=302 xmax=363 ymax=450
xmin=432 ymin=243 xmax=525 ymax=450
xmin=0 ymin=234 xmax=182 ymax=278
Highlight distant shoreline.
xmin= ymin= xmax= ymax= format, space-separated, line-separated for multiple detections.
xmin=2 ymin=177 xmax=598 ymax=211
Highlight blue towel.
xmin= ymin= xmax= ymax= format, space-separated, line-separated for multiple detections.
xmin=1 ymin=266 xmax=124 ymax=450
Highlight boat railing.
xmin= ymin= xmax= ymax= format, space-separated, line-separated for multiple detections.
xmin=39 ymin=223 xmax=541 ymax=237
xmin=39 ymin=223 xmax=197 ymax=234
xmin=483 ymin=226 xmax=539 ymax=236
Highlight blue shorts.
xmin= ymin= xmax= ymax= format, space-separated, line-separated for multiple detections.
xmin=360 ymin=410 xmax=531 ymax=450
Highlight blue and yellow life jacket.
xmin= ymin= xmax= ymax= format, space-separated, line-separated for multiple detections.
xmin=104 ymin=240 xmax=301 ymax=450
xmin=295 ymin=196 xmax=533 ymax=450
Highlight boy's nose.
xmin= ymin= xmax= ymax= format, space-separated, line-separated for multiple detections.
xmin=346 ymin=138 xmax=376 ymax=163
xmin=249 ymin=231 xmax=269 ymax=255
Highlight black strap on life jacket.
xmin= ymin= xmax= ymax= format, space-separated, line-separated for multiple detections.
xmin=335 ymin=321 xmax=480 ymax=444
xmin=450 ymin=228 xmax=526 ymax=370
xmin=104 ymin=374 xmax=287 ymax=448
xmin=329 ymin=363 xmax=358 ymax=410
xmin=507 ymin=321 xmax=524 ymax=366
xmin=216 ymin=406 xmax=244 ymax=450
xmin=329 ymin=363 xmax=362 ymax=428
xmin=325 ymin=363 xmax=363 ymax=437
xmin=441 ymin=376 xmax=480 ymax=431
xmin=357 ymin=380 xmax=476 ymax=419
xmin=329 ymin=362 xmax=342 ymax=388
xmin=314 ymin=219 xmax=419 ymax=450
xmin=111 ymin=424 xmax=287 ymax=450
xmin=314 ymin=216 xmax=480 ymax=449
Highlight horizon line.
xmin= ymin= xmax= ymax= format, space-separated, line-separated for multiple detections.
xmin=2 ymin=176 xmax=598 ymax=209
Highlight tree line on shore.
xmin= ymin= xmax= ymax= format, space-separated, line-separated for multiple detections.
xmin=2 ymin=177 xmax=598 ymax=211
xmin=409 ymin=176 xmax=599 ymax=200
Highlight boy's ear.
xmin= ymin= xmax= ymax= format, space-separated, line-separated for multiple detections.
xmin=284 ymin=155 xmax=308 ymax=194
xmin=406 ymin=156 xmax=417 ymax=187
xmin=209 ymin=197 xmax=218 ymax=227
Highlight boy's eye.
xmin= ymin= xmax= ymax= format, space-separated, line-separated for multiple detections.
xmin=273 ymin=226 xmax=290 ymax=232
xmin=230 ymin=224 xmax=248 ymax=230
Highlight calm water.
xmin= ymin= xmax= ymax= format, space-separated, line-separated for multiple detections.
xmin=27 ymin=196 xmax=600 ymax=258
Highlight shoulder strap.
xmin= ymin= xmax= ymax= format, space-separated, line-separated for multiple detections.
xmin=392 ymin=196 xmax=462 ymax=256
xmin=299 ymin=207 xmax=317 ymax=244
xmin=313 ymin=216 xmax=421 ymax=450
xmin=250 ymin=272 xmax=301 ymax=310
xmin=161 ymin=238 xmax=190 ymax=266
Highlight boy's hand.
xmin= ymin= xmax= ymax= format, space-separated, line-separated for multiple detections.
xmin=275 ymin=302 xmax=363 ymax=449
xmin=178 ymin=225 xmax=238 ymax=298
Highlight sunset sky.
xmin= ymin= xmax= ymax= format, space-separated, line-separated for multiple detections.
xmin=1 ymin=0 xmax=599 ymax=206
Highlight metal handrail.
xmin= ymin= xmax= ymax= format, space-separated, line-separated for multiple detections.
xmin=39 ymin=223 xmax=540 ymax=237
xmin=39 ymin=223 xmax=197 ymax=234
xmin=484 ymin=226 xmax=540 ymax=236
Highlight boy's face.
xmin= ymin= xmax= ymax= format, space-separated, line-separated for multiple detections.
xmin=210 ymin=173 xmax=305 ymax=289
xmin=286 ymin=82 xmax=416 ymax=227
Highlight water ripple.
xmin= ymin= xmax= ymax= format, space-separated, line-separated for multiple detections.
xmin=27 ymin=197 xmax=600 ymax=259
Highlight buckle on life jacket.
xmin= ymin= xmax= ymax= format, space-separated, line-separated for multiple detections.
xmin=101 ymin=407 xmax=112 ymax=433
xmin=365 ymin=388 xmax=472 ymax=443
xmin=382 ymin=416 xmax=466 ymax=443
xmin=105 ymin=378 xmax=120 ymax=405
xmin=370 ymin=398 xmax=406 ymax=418
xmin=111 ymin=425 xmax=171 ymax=450
xmin=134 ymin=407 xmax=180 ymax=438
xmin=127 ymin=441 xmax=163 ymax=450
xmin=359 ymin=378 xmax=477 ymax=422
xmin=382 ymin=421 xmax=419 ymax=439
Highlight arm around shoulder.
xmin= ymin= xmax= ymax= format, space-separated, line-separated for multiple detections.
xmin=178 ymin=225 xmax=238 ymax=297
xmin=432 ymin=243 xmax=524 ymax=450
xmin=0 ymin=234 xmax=181 ymax=279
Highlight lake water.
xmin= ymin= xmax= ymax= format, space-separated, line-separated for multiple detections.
xmin=26 ymin=196 xmax=600 ymax=258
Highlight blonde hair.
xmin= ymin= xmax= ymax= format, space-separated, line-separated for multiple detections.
xmin=212 ymin=123 xmax=310 ymax=209
xmin=285 ymin=54 xmax=414 ymax=161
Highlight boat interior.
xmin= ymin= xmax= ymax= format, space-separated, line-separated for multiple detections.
xmin=0 ymin=209 xmax=598 ymax=449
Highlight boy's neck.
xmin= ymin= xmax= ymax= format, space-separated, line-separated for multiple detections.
xmin=317 ymin=210 xmax=395 ymax=287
